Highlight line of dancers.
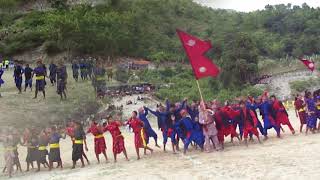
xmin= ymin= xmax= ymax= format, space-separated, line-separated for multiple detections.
xmin=1 ymin=90 xmax=320 ymax=178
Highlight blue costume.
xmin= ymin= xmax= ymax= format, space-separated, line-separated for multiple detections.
xmin=49 ymin=63 xmax=57 ymax=85
xmin=246 ymin=101 xmax=265 ymax=136
xmin=14 ymin=65 xmax=23 ymax=91
xmin=56 ymin=65 xmax=67 ymax=97
xmin=79 ymin=63 xmax=87 ymax=80
xmin=0 ymin=68 xmax=4 ymax=86
xmin=49 ymin=132 xmax=62 ymax=162
xmin=306 ymin=98 xmax=317 ymax=129
xmin=24 ymin=66 xmax=33 ymax=90
xmin=72 ymin=63 xmax=79 ymax=81
xmin=178 ymin=117 xmax=204 ymax=151
xmin=139 ymin=108 xmax=158 ymax=145
xmin=186 ymin=105 xmax=199 ymax=122
xmin=166 ymin=100 xmax=186 ymax=141
xmin=258 ymin=101 xmax=280 ymax=136
xmin=34 ymin=66 xmax=46 ymax=92
xmin=147 ymin=108 xmax=174 ymax=144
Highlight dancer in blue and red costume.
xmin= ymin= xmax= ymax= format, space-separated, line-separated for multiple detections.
xmin=270 ymin=95 xmax=295 ymax=135
xmin=238 ymin=100 xmax=262 ymax=146
xmin=186 ymin=100 xmax=199 ymax=122
xmin=127 ymin=111 xmax=153 ymax=160
xmin=146 ymin=105 xmax=175 ymax=152
xmin=139 ymin=107 xmax=160 ymax=147
xmin=212 ymin=100 xmax=230 ymax=149
xmin=246 ymin=96 xmax=265 ymax=137
xmin=294 ymin=94 xmax=307 ymax=133
xmin=177 ymin=109 xmax=204 ymax=154
xmin=220 ymin=101 xmax=241 ymax=143
xmin=305 ymin=91 xmax=318 ymax=134
xmin=257 ymin=92 xmax=280 ymax=140
xmin=166 ymin=99 xmax=187 ymax=150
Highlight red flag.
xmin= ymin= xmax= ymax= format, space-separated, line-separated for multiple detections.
xmin=299 ymin=58 xmax=315 ymax=72
xmin=176 ymin=29 xmax=220 ymax=79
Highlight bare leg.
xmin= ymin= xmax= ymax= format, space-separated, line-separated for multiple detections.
xmin=244 ymin=138 xmax=248 ymax=147
xmin=171 ymin=142 xmax=176 ymax=154
xmin=102 ymin=151 xmax=108 ymax=162
xmin=36 ymin=162 xmax=40 ymax=172
xmin=71 ymin=161 xmax=76 ymax=169
xmin=80 ymin=158 xmax=85 ymax=168
xmin=49 ymin=161 xmax=53 ymax=171
xmin=113 ymin=153 xmax=117 ymax=163
xmin=123 ymin=148 xmax=129 ymax=161
xmin=33 ymin=89 xmax=38 ymax=99
xmin=95 ymin=153 xmax=100 ymax=164
xmin=135 ymin=147 xmax=140 ymax=160
xmin=16 ymin=158 xmax=22 ymax=172
xmin=145 ymin=146 xmax=153 ymax=153
xmin=26 ymin=162 xmax=30 ymax=172
xmin=82 ymin=153 xmax=90 ymax=165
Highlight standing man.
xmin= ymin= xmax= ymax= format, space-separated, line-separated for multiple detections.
xmin=49 ymin=62 xmax=57 ymax=86
xmin=93 ymin=61 xmax=107 ymax=98
xmin=0 ymin=66 xmax=4 ymax=97
xmin=79 ymin=60 xmax=87 ymax=81
xmin=71 ymin=122 xmax=88 ymax=169
xmin=14 ymin=61 xmax=23 ymax=94
xmin=24 ymin=64 xmax=33 ymax=92
xmin=56 ymin=62 xmax=67 ymax=100
xmin=33 ymin=60 xmax=47 ymax=99
xmin=72 ymin=61 xmax=79 ymax=82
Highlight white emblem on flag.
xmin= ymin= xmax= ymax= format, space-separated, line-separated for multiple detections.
xmin=309 ymin=63 xmax=314 ymax=68
xmin=199 ymin=67 xmax=206 ymax=73
xmin=187 ymin=39 xmax=196 ymax=47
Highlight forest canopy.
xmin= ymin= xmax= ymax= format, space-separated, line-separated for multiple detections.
xmin=0 ymin=0 xmax=319 ymax=98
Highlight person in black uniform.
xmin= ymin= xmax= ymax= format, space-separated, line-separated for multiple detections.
xmin=71 ymin=122 xmax=88 ymax=169
xmin=24 ymin=64 xmax=33 ymax=91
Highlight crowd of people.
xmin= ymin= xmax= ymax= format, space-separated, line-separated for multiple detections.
xmin=0 ymin=56 xmax=110 ymax=99
xmin=1 ymin=90 xmax=320 ymax=178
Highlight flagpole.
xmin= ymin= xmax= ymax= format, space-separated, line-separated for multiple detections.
xmin=196 ymin=80 xmax=204 ymax=102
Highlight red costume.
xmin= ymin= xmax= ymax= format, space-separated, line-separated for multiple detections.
xmin=104 ymin=121 xmax=125 ymax=154
xmin=241 ymin=108 xmax=259 ymax=139
xmin=220 ymin=106 xmax=238 ymax=138
xmin=87 ymin=123 xmax=106 ymax=155
xmin=127 ymin=118 xmax=147 ymax=149
xmin=272 ymin=100 xmax=294 ymax=131
xmin=294 ymin=99 xmax=307 ymax=124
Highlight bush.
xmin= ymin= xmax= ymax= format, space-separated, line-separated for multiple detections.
xmin=115 ymin=68 xmax=130 ymax=83
xmin=290 ymin=78 xmax=320 ymax=94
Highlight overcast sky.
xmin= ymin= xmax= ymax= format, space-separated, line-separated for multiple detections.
xmin=196 ymin=0 xmax=320 ymax=12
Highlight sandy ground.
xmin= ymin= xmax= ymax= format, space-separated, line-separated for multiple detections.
xmin=1 ymin=69 xmax=320 ymax=180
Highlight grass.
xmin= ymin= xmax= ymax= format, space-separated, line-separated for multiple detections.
xmin=0 ymin=65 xmax=118 ymax=127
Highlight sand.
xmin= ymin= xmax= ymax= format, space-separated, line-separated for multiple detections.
xmin=1 ymin=69 xmax=320 ymax=180
xmin=1 ymin=98 xmax=320 ymax=180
